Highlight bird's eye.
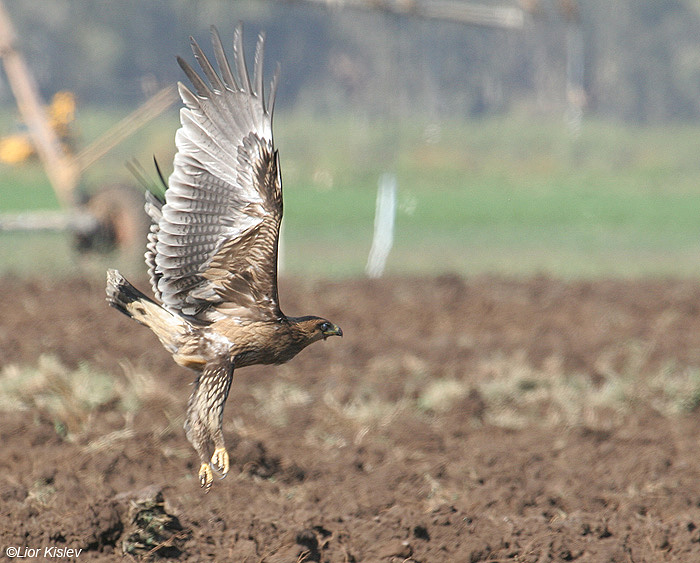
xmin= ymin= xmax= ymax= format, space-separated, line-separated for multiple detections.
xmin=320 ymin=322 xmax=331 ymax=332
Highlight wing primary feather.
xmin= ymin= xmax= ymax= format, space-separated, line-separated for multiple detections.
xmin=268 ymin=63 xmax=281 ymax=119
xmin=177 ymin=56 xmax=210 ymax=97
xmin=254 ymin=32 xmax=265 ymax=103
xmin=153 ymin=156 xmax=168 ymax=194
xmin=126 ymin=159 xmax=151 ymax=192
xmin=190 ymin=37 xmax=225 ymax=94
xmin=210 ymin=26 xmax=237 ymax=91
xmin=126 ymin=159 xmax=166 ymax=204
xmin=233 ymin=23 xmax=252 ymax=94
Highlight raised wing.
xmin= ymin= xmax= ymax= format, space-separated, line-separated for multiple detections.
xmin=147 ymin=24 xmax=283 ymax=322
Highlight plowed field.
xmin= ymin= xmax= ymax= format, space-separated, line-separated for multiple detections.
xmin=2 ymin=275 xmax=700 ymax=562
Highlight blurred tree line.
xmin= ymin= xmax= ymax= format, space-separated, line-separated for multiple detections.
xmin=1 ymin=0 xmax=699 ymax=124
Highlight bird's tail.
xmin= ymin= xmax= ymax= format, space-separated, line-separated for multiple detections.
xmin=106 ymin=269 xmax=190 ymax=356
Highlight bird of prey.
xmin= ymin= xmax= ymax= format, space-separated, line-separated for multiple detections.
xmin=106 ymin=25 xmax=342 ymax=491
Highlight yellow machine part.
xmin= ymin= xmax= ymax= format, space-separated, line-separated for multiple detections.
xmin=0 ymin=133 xmax=33 ymax=164
xmin=49 ymin=90 xmax=76 ymax=136
xmin=0 ymin=90 xmax=76 ymax=164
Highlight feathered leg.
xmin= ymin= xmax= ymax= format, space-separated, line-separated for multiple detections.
xmin=184 ymin=359 xmax=234 ymax=491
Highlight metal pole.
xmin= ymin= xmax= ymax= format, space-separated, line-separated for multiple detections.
xmin=366 ymin=173 xmax=397 ymax=278
xmin=0 ymin=0 xmax=79 ymax=207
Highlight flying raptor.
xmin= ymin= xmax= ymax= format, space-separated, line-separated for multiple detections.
xmin=106 ymin=25 xmax=342 ymax=491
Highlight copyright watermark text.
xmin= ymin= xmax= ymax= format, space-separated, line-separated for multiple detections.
xmin=5 ymin=546 xmax=83 ymax=558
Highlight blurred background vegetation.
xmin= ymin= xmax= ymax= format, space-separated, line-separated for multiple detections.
xmin=2 ymin=0 xmax=700 ymax=279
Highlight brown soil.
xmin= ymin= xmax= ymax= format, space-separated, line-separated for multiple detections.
xmin=3 ymin=274 xmax=700 ymax=561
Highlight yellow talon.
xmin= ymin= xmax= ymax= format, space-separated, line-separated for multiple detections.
xmin=211 ymin=447 xmax=230 ymax=477
xmin=198 ymin=448 xmax=228 ymax=491
xmin=199 ymin=462 xmax=214 ymax=491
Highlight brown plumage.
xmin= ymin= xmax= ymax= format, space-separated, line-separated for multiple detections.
xmin=105 ymin=25 xmax=342 ymax=491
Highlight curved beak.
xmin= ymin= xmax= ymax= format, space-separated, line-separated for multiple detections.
xmin=323 ymin=324 xmax=343 ymax=339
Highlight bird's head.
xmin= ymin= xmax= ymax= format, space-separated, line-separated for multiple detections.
xmin=290 ymin=315 xmax=343 ymax=345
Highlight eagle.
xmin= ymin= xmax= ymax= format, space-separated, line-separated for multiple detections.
xmin=106 ymin=25 xmax=342 ymax=491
